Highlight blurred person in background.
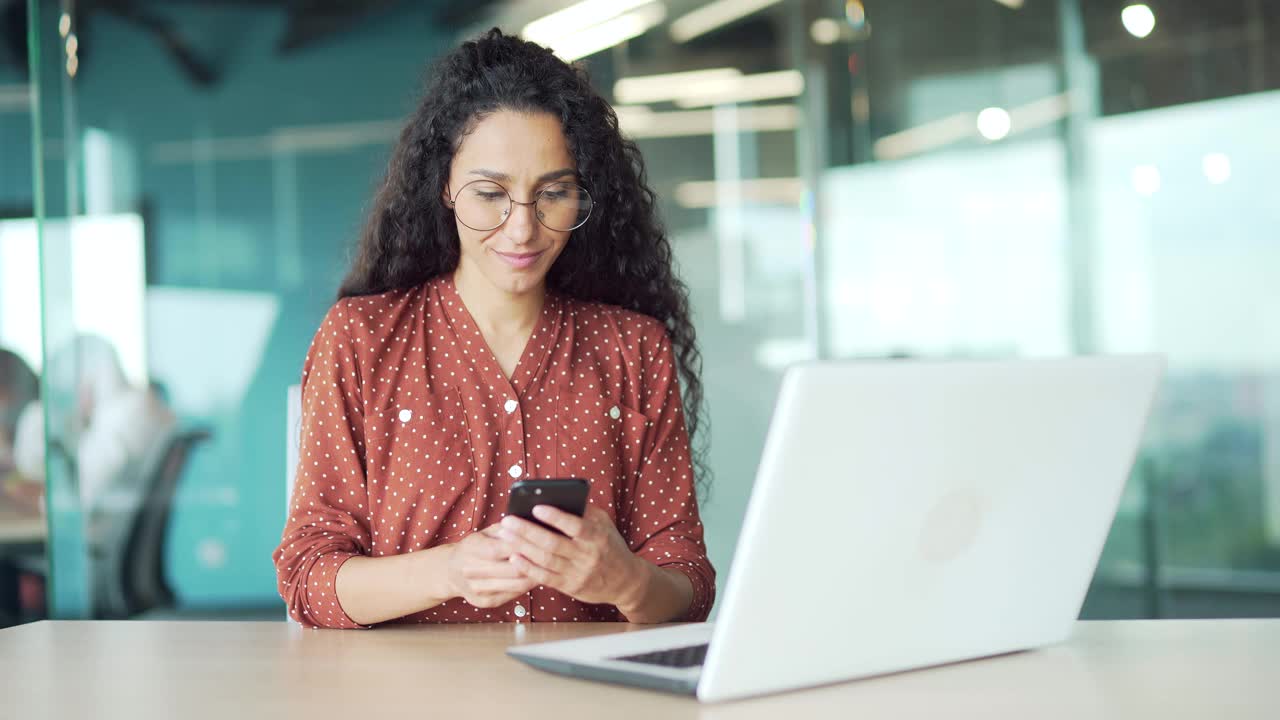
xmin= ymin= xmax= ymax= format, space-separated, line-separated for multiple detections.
xmin=11 ymin=335 xmax=178 ymax=618
xmin=14 ymin=335 xmax=176 ymax=524
xmin=275 ymin=29 xmax=714 ymax=629
xmin=1 ymin=348 xmax=41 ymax=626
xmin=0 ymin=348 xmax=41 ymax=509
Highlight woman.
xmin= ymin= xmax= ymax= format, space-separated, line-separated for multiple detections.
xmin=274 ymin=29 xmax=714 ymax=629
xmin=1 ymin=348 xmax=40 ymax=513
xmin=14 ymin=336 xmax=176 ymax=512
xmin=0 ymin=348 xmax=38 ymax=477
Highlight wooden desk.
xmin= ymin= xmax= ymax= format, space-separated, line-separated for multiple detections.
xmin=0 ymin=502 xmax=44 ymax=548
xmin=1 ymin=619 xmax=1276 ymax=718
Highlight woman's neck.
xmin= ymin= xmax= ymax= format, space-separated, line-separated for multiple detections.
xmin=451 ymin=266 xmax=545 ymax=340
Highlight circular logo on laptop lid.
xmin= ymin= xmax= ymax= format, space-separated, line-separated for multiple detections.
xmin=918 ymin=488 xmax=985 ymax=564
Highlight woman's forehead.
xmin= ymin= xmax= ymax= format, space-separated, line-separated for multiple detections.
xmin=453 ymin=110 xmax=574 ymax=179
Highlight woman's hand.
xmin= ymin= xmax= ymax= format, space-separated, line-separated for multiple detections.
xmin=498 ymin=505 xmax=648 ymax=608
xmin=445 ymin=525 xmax=538 ymax=608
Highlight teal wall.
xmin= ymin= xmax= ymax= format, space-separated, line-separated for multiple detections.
xmin=0 ymin=64 xmax=34 ymax=212
xmin=12 ymin=4 xmax=454 ymax=606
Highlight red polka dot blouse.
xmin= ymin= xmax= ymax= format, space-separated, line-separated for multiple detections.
xmin=274 ymin=275 xmax=714 ymax=628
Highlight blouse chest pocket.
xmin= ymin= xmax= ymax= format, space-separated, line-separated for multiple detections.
xmin=557 ymin=385 xmax=650 ymax=504
xmin=420 ymin=390 xmax=473 ymax=462
xmin=384 ymin=387 xmax=478 ymax=543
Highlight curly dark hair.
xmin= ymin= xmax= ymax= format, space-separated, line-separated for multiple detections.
xmin=338 ymin=28 xmax=709 ymax=496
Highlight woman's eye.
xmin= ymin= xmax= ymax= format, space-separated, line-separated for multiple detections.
xmin=542 ymin=191 xmax=569 ymax=201
xmin=474 ymin=192 xmax=507 ymax=201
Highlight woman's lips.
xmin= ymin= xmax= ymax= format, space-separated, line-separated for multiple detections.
xmin=494 ymin=249 xmax=544 ymax=269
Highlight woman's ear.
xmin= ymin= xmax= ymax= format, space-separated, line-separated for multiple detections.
xmin=441 ymin=183 xmax=453 ymax=208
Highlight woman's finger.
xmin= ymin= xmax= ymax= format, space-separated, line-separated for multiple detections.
xmin=505 ymin=538 xmax=568 ymax=574
xmin=471 ymin=577 xmax=535 ymax=595
xmin=500 ymin=515 xmax=571 ymax=552
xmin=510 ymin=554 xmax=557 ymax=588
xmin=469 ymin=559 xmax=527 ymax=580
xmin=531 ymin=504 xmax=585 ymax=538
xmin=466 ymin=530 xmax=518 ymax=561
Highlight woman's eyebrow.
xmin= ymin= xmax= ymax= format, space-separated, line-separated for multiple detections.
xmin=467 ymin=167 xmax=577 ymax=183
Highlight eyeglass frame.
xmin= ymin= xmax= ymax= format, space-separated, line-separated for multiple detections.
xmin=444 ymin=179 xmax=594 ymax=233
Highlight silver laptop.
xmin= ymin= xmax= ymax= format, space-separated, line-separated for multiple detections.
xmin=508 ymin=356 xmax=1165 ymax=702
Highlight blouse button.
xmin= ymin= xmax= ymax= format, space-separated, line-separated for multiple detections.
xmin=508 ymin=464 xmax=523 ymax=478
xmin=608 ymin=406 xmax=621 ymax=420
xmin=398 ymin=409 xmax=413 ymax=422
xmin=514 ymin=603 xmax=527 ymax=618
xmin=504 ymin=399 xmax=519 ymax=414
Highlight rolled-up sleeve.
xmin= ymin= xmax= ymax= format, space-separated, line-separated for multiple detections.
xmin=624 ymin=329 xmax=715 ymax=622
xmin=273 ymin=300 xmax=371 ymax=629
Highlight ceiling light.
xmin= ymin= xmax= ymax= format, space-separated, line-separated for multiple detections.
xmin=874 ymin=113 xmax=974 ymax=160
xmin=1121 ymin=4 xmax=1156 ymax=39
xmin=976 ymin=107 xmax=1012 ymax=141
xmin=615 ymin=68 xmax=743 ymax=105
xmin=615 ymin=104 xmax=798 ymax=138
xmin=874 ymin=93 xmax=1073 ymax=161
xmin=810 ymin=18 xmax=842 ymax=45
xmin=670 ymin=0 xmax=784 ymax=44
xmin=673 ymin=70 xmax=804 ymax=108
xmin=522 ymin=0 xmax=653 ymax=46
xmin=615 ymin=69 xmax=802 ymax=107
xmin=547 ymin=3 xmax=666 ymax=62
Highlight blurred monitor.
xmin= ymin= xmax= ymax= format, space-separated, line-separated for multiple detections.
xmin=0 ymin=213 xmax=148 ymax=385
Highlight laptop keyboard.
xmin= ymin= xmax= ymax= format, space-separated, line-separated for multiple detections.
xmin=613 ymin=643 xmax=709 ymax=669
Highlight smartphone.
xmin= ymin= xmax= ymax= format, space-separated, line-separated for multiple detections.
xmin=506 ymin=478 xmax=589 ymax=535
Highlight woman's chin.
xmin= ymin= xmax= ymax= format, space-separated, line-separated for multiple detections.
xmin=486 ymin=266 xmax=546 ymax=297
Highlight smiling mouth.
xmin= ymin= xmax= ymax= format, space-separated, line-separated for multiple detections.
xmin=494 ymin=249 xmax=545 ymax=269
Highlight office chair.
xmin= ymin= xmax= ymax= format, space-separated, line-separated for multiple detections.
xmin=91 ymin=428 xmax=210 ymax=619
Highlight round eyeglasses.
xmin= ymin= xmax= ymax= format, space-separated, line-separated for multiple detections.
xmin=446 ymin=180 xmax=593 ymax=233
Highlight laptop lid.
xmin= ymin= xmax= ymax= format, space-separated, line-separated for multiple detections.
xmin=697 ymin=356 xmax=1164 ymax=702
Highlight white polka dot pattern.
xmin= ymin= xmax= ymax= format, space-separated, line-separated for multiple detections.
xmin=272 ymin=276 xmax=714 ymax=628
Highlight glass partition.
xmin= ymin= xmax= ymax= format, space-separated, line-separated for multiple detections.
xmin=20 ymin=0 xmax=467 ymax=618
xmin=0 ymin=6 xmax=45 ymax=627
